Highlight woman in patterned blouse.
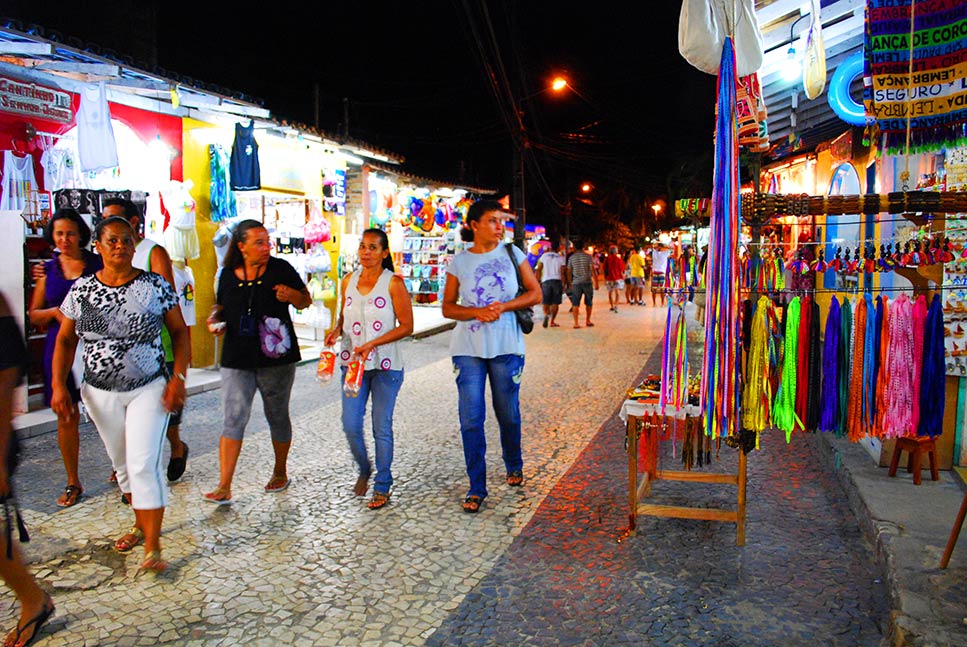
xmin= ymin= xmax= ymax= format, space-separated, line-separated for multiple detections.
xmin=52 ymin=217 xmax=189 ymax=573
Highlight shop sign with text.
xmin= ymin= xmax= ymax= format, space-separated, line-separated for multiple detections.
xmin=0 ymin=76 xmax=72 ymax=123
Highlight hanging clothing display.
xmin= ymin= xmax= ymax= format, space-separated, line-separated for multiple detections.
xmin=0 ymin=151 xmax=38 ymax=212
xmin=161 ymin=180 xmax=200 ymax=262
xmin=209 ymin=144 xmax=236 ymax=221
xmin=76 ymin=82 xmax=119 ymax=173
xmin=229 ymin=120 xmax=260 ymax=191
xmin=40 ymin=147 xmax=85 ymax=192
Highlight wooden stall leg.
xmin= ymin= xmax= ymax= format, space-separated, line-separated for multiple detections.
xmin=911 ymin=449 xmax=923 ymax=486
xmin=736 ymin=448 xmax=747 ymax=547
xmin=940 ymin=489 xmax=967 ymax=569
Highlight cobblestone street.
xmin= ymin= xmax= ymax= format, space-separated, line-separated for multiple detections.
xmin=5 ymin=301 xmax=888 ymax=646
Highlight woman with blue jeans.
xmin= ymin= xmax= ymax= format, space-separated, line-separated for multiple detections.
xmin=442 ymin=200 xmax=542 ymax=513
xmin=326 ymin=229 xmax=413 ymax=509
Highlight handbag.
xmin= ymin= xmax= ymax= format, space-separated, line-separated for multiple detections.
xmin=505 ymin=244 xmax=534 ymax=334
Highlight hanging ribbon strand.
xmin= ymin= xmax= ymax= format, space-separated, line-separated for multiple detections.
xmin=919 ymin=295 xmax=945 ymax=438
xmin=701 ymin=37 xmax=742 ymax=440
xmin=773 ymin=297 xmax=801 ymax=442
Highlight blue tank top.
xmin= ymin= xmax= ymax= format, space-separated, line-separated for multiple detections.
xmin=230 ymin=121 xmax=260 ymax=191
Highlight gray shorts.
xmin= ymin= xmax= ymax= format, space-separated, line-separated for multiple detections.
xmin=541 ymin=279 xmax=563 ymax=305
xmin=570 ymin=282 xmax=594 ymax=307
xmin=220 ymin=364 xmax=296 ymax=442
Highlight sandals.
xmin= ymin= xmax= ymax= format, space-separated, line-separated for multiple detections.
xmin=56 ymin=484 xmax=82 ymax=508
xmin=462 ymin=495 xmax=484 ymax=513
xmin=507 ymin=471 xmax=524 ymax=487
xmin=202 ymin=488 xmax=232 ymax=506
xmin=113 ymin=527 xmax=144 ymax=553
xmin=4 ymin=594 xmax=54 ymax=647
xmin=139 ymin=550 xmax=167 ymax=573
xmin=264 ymin=475 xmax=290 ymax=492
xmin=367 ymin=492 xmax=390 ymax=510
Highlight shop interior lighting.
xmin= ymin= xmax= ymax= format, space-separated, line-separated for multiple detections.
xmin=783 ymin=13 xmax=810 ymax=83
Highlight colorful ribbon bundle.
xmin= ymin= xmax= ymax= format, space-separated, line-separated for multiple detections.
xmin=773 ymin=297 xmax=801 ymax=442
xmin=660 ymin=305 xmax=689 ymax=415
xmin=741 ymin=296 xmax=778 ymax=433
xmin=701 ymin=37 xmax=741 ymax=440
xmin=819 ymin=297 xmax=841 ymax=433
xmin=919 ymin=295 xmax=945 ymax=437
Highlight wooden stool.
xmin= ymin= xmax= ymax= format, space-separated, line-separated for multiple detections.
xmin=888 ymin=436 xmax=939 ymax=486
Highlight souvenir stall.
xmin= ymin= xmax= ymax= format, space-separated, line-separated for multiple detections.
xmin=0 ymin=66 xmax=183 ymax=410
xmin=350 ymin=164 xmax=494 ymax=307
xmin=185 ymin=119 xmax=349 ymax=347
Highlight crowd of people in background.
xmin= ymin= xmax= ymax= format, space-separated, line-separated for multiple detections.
xmin=534 ymin=238 xmax=702 ymax=324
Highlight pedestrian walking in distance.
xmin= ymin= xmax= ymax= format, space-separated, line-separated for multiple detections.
xmin=325 ymin=228 xmax=413 ymax=510
xmin=442 ymin=200 xmax=542 ymax=513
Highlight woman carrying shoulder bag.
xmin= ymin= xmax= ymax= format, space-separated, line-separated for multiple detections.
xmin=441 ymin=200 xmax=541 ymax=513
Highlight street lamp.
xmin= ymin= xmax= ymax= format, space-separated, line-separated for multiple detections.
xmin=512 ymin=74 xmax=570 ymax=249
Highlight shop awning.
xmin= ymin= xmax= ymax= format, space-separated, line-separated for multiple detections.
xmin=0 ymin=19 xmax=403 ymax=165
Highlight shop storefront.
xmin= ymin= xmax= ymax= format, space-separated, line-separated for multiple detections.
xmin=347 ymin=163 xmax=494 ymax=307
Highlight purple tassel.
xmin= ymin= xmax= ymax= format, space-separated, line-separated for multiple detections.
xmin=820 ymin=297 xmax=841 ymax=431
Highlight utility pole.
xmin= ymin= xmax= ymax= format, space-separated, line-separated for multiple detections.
xmin=313 ymin=82 xmax=320 ymax=130
xmin=342 ymin=97 xmax=350 ymax=138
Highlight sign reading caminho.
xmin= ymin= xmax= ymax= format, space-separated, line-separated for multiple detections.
xmin=0 ymin=76 xmax=72 ymax=123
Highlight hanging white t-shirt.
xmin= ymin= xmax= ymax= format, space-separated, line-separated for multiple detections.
xmin=0 ymin=151 xmax=38 ymax=211
xmin=76 ymin=82 xmax=119 ymax=173
xmin=173 ymin=264 xmax=196 ymax=326
xmin=40 ymin=148 xmax=85 ymax=191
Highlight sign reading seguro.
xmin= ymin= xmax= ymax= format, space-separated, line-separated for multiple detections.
xmin=0 ymin=76 xmax=73 ymax=123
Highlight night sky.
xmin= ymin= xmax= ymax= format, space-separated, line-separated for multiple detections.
xmin=6 ymin=1 xmax=718 ymax=231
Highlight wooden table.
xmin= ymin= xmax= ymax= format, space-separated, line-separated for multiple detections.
xmin=620 ymin=400 xmax=747 ymax=546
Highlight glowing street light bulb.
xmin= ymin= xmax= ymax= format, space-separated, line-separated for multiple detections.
xmin=551 ymin=76 xmax=568 ymax=92
xmin=581 ymin=183 xmax=592 ymax=193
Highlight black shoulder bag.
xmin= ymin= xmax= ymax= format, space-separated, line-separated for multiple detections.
xmin=505 ymin=244 xmax=534 ymax=334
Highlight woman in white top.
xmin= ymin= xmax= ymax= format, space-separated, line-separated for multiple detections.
xmin=325 ymin=229 xmax=413 ymax=509
xmin=442 ymin=200 xmax=541 ymax=513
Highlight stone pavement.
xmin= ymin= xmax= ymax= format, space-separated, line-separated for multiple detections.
xmin=0 ymin=296 xmax=949 ymax=646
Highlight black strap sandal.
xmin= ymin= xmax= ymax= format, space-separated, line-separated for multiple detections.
xmin=56 ymin=485 xmax=82 ymax=508
xmin=462 ymin=495 xmax=483 ymax=513
xmin=10 ymin=594 xmax=54 ymax=647
xmin=506 ymin=471 xmax=524 ymax=487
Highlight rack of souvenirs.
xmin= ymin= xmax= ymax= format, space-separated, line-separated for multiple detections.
xmin=741 ymin=191 xmax=967 ymax=223
xmin=740 ymin=293 xmax=945 ymax=444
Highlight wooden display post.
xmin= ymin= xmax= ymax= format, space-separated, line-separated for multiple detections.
xmin=623 ymin=402 xmax=747 ymax=546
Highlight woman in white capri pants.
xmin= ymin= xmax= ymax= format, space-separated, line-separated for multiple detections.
xmin=52 ymin=217 xmax=189 ymax=572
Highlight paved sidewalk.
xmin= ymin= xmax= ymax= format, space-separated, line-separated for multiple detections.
xmin=3 ymin=296 xmax=961 ymax=645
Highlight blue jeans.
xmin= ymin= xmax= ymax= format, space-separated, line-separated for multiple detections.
xmin=452 ymin=354 xmax=525 ymax=499
xmin=340 ymin=368 xmax=404 ymax=494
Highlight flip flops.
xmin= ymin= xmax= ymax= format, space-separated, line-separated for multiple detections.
xmin=264 ymin=475 xmax=290 ymax=492
xmin=4 ymin=594 xmax=54 ymax=647
xmin=202 ymin=488 xmax=232 ymax=506
xmin=56 ymin=485 xmax=82 ymax=508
